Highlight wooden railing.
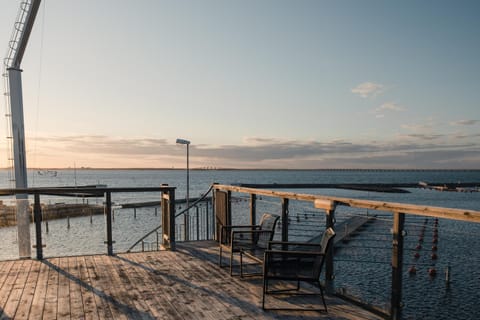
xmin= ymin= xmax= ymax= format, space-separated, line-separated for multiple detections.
xmin=212 ymin=184 xmax=480 ymax=320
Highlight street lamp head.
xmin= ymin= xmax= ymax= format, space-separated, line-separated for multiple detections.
xmin=176 ymin=138 xmax=190 ymax=145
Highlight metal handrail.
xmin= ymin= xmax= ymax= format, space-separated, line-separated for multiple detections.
xmin=127 ymin=184 xmax=214 ymax=252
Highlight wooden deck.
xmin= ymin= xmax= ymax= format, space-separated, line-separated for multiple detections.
xmin=0 ymin=241 xmax=384 ymax=319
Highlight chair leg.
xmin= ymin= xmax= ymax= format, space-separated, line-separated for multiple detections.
xmin=262 ymin=277 xmax=267 ymax=309
xmin=318 ymin=281 xmax=327 ymax=312
xmin=240 ymin=251 xmax=243 ymax=278
xmin=219 ymin=247 xmax=223 ymax=267
xmin=230 ymin=250 xmax=234 ymax=276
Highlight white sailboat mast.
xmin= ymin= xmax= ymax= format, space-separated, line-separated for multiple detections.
xmin=4 ymin=0 xmax=42 ymax=258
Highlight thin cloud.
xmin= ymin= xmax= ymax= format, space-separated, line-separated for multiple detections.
xmin=398 ymin=133 xmax=444 ymax=141
xmin=25 ymin=134 xmax=480 ymax=169
xmin=373 ymin=102 xmax=405 ymax=118
xmin=401 ymin=118 xmax=437 ymax=132
xmin=450 ymin=119 xmax=480 ymax=126
xmin=351 ymin=82 xmax=384 ymax=98
xmin=454 ymin=133 xmax=480 ymax=139
xmin=375 ymin=102 xmax=405 ymax=113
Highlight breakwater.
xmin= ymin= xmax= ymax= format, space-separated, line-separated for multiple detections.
xmin=0 ymin=201 xmax=104 ymax=227
xmin=236 ymin=182 xmax=480 ymax=193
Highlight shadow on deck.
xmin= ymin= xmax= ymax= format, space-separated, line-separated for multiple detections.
xmin=0 ymin=241 xmax=384 ymax=319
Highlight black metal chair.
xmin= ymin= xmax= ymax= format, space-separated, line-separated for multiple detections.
xmin=262 ymin=227 xmax=336 ymax=312
xmin=237 ymin=213 xmax=280 ymax=277
xmin=219 ymin=213 xmax=279 ymax=276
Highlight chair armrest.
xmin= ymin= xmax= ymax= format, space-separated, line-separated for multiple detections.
xmin=231 ymin=230 xmax=273 ymax=250
xmin=232 ymin=230 xmax=273 ymax=235
xmin=265 ymin=249 xmax=324 ymax=256
xmin=231 ymin=230 xmax=272 ymax=241
xmin=219 ymin=225 xmax=260 ymax=244
xmin=268 ymin=241 xmax=322 ymax=246
xmin=221 ymin=224 xmax=261 ymax=229
xmin=268 ymin=241 xmax=322 ymax=250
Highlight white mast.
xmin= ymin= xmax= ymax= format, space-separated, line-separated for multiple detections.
xmin=3 ymin=0 xmax=42 ymax=258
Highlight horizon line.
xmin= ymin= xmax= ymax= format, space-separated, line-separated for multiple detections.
xmin=1 ymin=167 xmax=480 ymax=171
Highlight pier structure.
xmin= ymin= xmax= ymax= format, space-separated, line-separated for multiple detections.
xmin=0 ymin=184 xmax=479 ymax=319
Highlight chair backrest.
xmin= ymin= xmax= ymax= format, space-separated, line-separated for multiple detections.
xmin=319 ymin=227 xmax=336 ymax=254
xmin=256 ymin=213 xmax=280 ymax=248
xmin=310 ymin=227 xmax=336 ymax=278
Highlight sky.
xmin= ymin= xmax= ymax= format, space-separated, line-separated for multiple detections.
xmin=0 ymin=0 xmax=479 ymax=169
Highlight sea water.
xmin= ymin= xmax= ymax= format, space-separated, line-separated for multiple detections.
xmin=0 ymin=169 xmax=479 ymax=319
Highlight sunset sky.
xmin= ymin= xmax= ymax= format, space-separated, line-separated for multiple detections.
xmin=1 ymin=0 xmax=479 ymax=169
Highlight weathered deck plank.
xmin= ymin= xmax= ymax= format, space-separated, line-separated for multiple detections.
xmin=2 ymin=260 xmax=31 ymax=319
xmin=0 ymin=241 xmax=384 ymax=320
xmin=56 ymin=257 xmax=70 ymax=319
xmin=125 ymin=253 xmax=194 ymax=320
xmin=76 ymin=256 xmax=102 ymax=320
xmin=81 ymin=256 xmax=110 ymax=319
xmin=110 ymin=255 xmax=169 ymax=320
xmin=0 ymin=261 xmax=15 ymax=293
xmin=28 ymin=260 xmax=49 ymax=320
xmin=68 ymin=256 xmax=85 ymax=319
xmin=13 ymin=259 xmax=40 ymax=319
xmin=43 ymin=257 xmax=59 ymax=320
xmin=87 ymin=255 xmax=127 ymax=320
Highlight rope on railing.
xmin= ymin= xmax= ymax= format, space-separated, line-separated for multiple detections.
xmin=175 ymin=184 xmax=214 ymax=218
xmin=126 ymin=184 xmax=214 ymax=252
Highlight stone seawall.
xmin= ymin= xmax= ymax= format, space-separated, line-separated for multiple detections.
xmin=0 ymin=202 xmax=105 ymax=227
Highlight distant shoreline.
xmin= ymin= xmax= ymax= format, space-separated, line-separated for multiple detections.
xmin=1 ymin=167 xmax=479 ymax=171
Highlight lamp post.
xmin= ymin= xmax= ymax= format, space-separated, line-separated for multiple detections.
xmin=176 ymin=138 xmax=190 ymax=239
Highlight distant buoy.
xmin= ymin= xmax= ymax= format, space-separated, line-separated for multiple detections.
xmin=428 ymin=268 xmax=437 ymax=276
xmin=409 ymin=266 xmax=417 ymax=274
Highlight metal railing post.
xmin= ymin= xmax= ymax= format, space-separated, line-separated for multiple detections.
xmin=169 ymin=188 xmax=176 ymax=250
xmin=184 ymin=209 xmax=189 ymax=241
xmin=205 ymin=202 xmax=210 ymax=240
xmin=227 ymin=190 xmax=232 ymax=222
xmin=325 ymin=203 xmax=336 ymax=291
xmin=250 ymin=194 xmax=257 ymax=225
xmin=196 ymin=205 xmax=200 ymax=240
xmin=33 ymin=192 xmax=43 ymax=260
xmin=281 ymin=198 xmax=289 ymax=242
xmin=391 ymin=212 xmax=405 ymax=320
xmin=105 ymin=191 xmax=114 ymax=255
